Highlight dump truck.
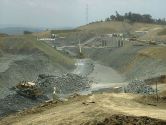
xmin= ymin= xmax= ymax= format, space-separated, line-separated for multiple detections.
xmin=15 ymin=81 xmax=43 ymax=98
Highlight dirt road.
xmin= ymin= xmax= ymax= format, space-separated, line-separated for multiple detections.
xmin=1 ymin=93 xmax=166 ymax=125
xmin=73 ymin=59 xmax=126 ymax=93
xmin=72 ymin=59 xmax=94 ymax=77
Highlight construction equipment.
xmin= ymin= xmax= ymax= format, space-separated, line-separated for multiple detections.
xmin=149 ymin=40 xmax=157 ymax=45
xmin=15 ymin=81 xmax=42 ymax=98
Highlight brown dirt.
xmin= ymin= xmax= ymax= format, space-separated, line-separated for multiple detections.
xmin=87 ymin=115 xmax=166 ymax=125
xmin=1 ymin=93 xmax=166 ymax=125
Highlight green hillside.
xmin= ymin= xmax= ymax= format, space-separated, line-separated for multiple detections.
xmin=78 ymin=21 xmax=166 ymax=40
xmin=0 ymin=35 xmax=74 ymax=67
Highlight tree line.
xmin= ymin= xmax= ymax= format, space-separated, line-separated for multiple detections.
xmin=104 ymin=11 xmax=166 ymax=25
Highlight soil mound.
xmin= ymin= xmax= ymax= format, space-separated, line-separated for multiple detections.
xmin=87 ymin=115 xmax=166 ymax=125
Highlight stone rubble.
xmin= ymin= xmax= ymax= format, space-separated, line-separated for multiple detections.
xmin=0 ymin=73 xmax=91 ymax=117
xmin=36 ymin=73 xmax=91 ymax=96
xmin=125 ymin=80 xmax=155 ymax=94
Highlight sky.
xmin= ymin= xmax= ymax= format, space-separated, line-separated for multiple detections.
xmin=0 ymin=0 xmax=166 ymax=28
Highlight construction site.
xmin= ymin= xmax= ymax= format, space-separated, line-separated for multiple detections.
xmin=1 ymin=1 xmax=166 ymax=125
xmin=0 ymin=21 xmax=165 ymax=124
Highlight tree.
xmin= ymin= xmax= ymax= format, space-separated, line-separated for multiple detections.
xmin=24 ymin=31 xmax=32 ymax=35
xmin=110 ymin=15 xmax=116 ymax=21
xmin=105 ymin=11 xmax=166 ymax=25
xmin=105 ymin=17 xmax=111 ymax=22
xmin=115 ymin=11 xmax=124 ymax=21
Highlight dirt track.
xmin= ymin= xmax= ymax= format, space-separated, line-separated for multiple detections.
xmin=73 ymin=58 xmax=126 ymax=93
xmin=1 ymin=93 xmax=166 ymax=125
xmin=88 ymin=63 xmax=125 ymax=83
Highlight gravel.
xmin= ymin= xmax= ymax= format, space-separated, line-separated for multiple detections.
xmin=0 ymin=94 xmax=48 ymax=117
xmin=0 ymin=73 xmax=91 ymax=117
xmin=124 ymin=80 xmax=155 ymax=94
xmin=37 ymin=73 xmax=91 ymax=96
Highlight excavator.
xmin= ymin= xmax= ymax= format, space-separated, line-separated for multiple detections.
xmin=15 ymin=81 xmax=43 ymax=98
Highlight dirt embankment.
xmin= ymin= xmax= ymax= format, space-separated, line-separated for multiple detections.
xmin=1 ymin=93 xmax=166 ymax=125
xmin=65 ymin=43 xmax=166 ymax=81
xmin=79 ymin=44 xmax=166 ymax=81
xmin=0 ymin=73 xmax=91 ymax=117
xmin=60 ymin=21 xmax=166 ymax=81
xmin=88 ymin=115 xmax=166 ymax=125
xmin=78 ymin=21 xmax=166 ymax=41
xmin=0 ymin=36 xmax=75 ymax=98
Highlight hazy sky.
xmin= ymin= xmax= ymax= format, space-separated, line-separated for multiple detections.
xmin=0 ymin=0 xmax=166 ymax=28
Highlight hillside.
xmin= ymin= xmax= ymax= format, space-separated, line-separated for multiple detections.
xmin=0 ymin=27 xmax=44 ymax=35
xmin=0 ymin=35 xmax=74 ymax=66
xmin=0 ymin=35 xmax=74 ymax=98
xmin=32 ymin=21 xmax=166 ymax=43
xmin=44 ymin=21 xmax=166 ymax=48
xmin=0 ymin=21 xmax=166 ymax=124
xmin=52 ymin=21 xmax=166 ymax=80
xmin=78 ymin=21 xmax=166 ymax=41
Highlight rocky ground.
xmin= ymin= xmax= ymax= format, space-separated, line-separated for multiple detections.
xmin=0 ymin=73 xmax=91 ymax=117
xmin=1 ymin=29 xmax=166 ymax=124
xmin=0 ymin=94 xmax=48 ymax=117
xmin=36 ymin=73 xmax=91 ymax=97
xmin=0 ymin=53 xmax=63 ymax=98
xmin=124 ymin=80 xmax=155 ymax=94
xmin=62 ymin=37 xmax=166 ymax=81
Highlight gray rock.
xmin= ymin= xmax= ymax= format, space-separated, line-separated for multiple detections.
xmin=125 ymin=80 xmax=155 ymax=94
xmin=36 ymin=73 xmax=91 ymax=95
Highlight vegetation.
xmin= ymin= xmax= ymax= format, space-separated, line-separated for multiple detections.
xmin=158 ymin=29 xmax=166 ymax=35
xmin=24 ymin=31 xmax=33 ymax=35
xmin=104 ymin=11 xmax=166 ymax=25
xmin=0 ymin=35 xmax=74 ymax=66
xmin=0 ymin=33 xmax=8 ymax=37
xmin=51 ymin=29 xmax=81 ymax=34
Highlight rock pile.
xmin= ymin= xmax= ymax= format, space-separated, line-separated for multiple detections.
xmin=125 ymin=80 xmax=155 ymax=94
xmin=36 ymin=73 xmax=91 ymax=96
xmin=0 ymin=73 xmax=91 ymax=117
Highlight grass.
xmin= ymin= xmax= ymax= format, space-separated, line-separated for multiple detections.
xmin=0 ymin=35 xmax=74 ymax=67
xmin=78 ymin=21 xmax=142 ymax=32
xmin=51 ymin=29 xmax=80 ymax=34
xmin=158 ymin=29 xmax=166 ymax=35
xmin=51 ymin=29 xmax=82 ymax=37
xmin=33 ymin=38 xmax=74 ymax=66
xmin=138 ymin=46 xmax=166 ymax=59
xmin=78 ymin=21 xmax=164 ymax=38
xmin=0 ymin=33 xmax=8 ymax=37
